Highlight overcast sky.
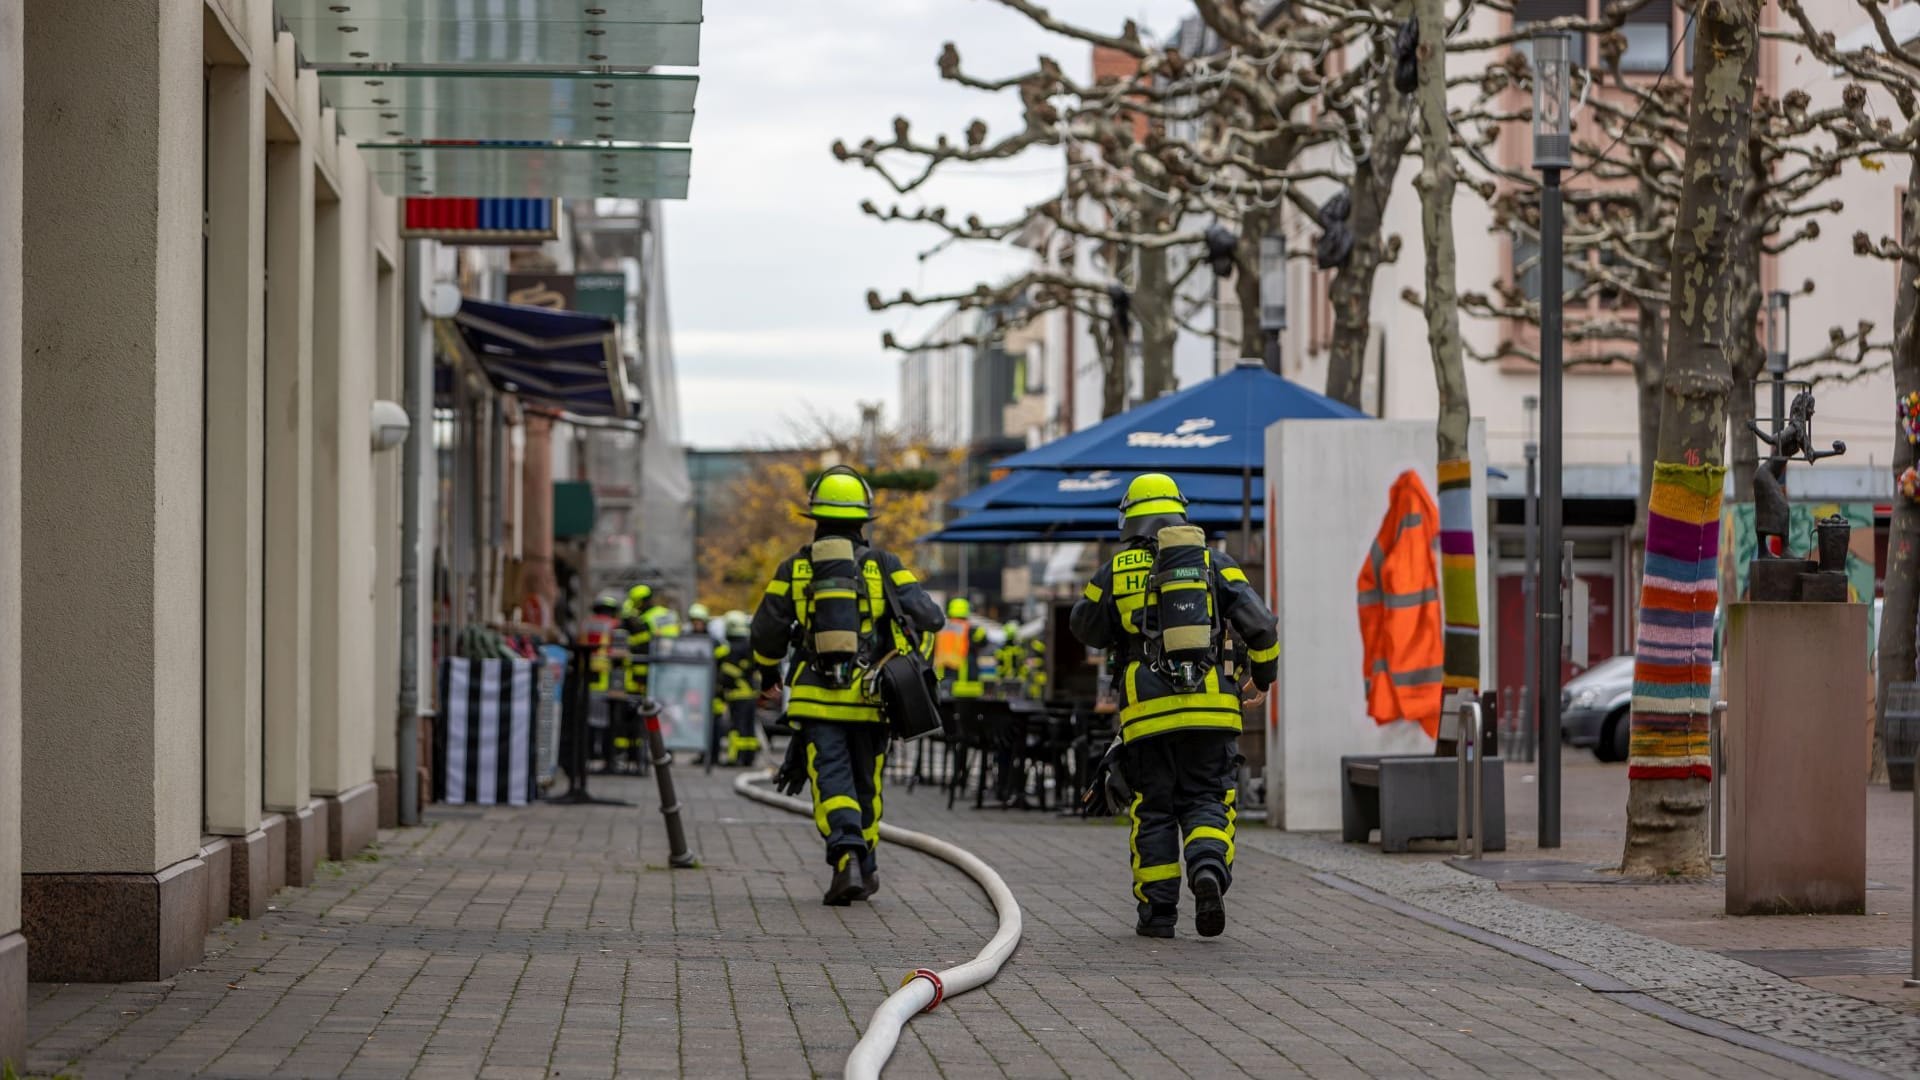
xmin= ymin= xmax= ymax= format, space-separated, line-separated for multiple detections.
xmin=662 ymin=0 xmax=1192 ymax=449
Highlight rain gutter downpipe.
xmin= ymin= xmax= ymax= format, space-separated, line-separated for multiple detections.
xmin=397 ymin=240 xmax=429 ymax=826
xmin=733 ymin=772 xmax=1022 ymax=1079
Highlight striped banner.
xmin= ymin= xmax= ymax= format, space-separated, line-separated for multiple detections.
xmin=435 ymin=658 xmax=538 ymax=806
xmin=1628 ymin=461 xmax=1726 ymax=781
xmin=1437 ymin=458 xmax=1480 ymax=691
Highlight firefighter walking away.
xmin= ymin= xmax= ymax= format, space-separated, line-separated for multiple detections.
xmin=751 ymin=466 xmax=944 ymax=905
xmin=1071 ymin=473 xmax=1278 ymax=938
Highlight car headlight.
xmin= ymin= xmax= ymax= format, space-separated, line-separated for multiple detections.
xmin=1569 ymin=688 xmax=1603 ymax=710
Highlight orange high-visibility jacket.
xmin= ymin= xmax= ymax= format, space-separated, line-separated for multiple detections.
xmin=1356 ymin=470 xmax=1445 ymax=737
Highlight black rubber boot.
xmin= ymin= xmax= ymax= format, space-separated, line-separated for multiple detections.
xmin=853 ymin=854 xmax=880 ymax=901
xmin=823 ymin=850 xmax=868 ymax=906
xmin=1192 ymin=866 xmax=1226 ymax=938
xmin=1135 ymin=903 xmax=1177 ymax=938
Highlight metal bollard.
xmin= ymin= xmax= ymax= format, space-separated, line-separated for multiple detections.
xmin=1456 ymin=698 xmax=1484 ymax=859
xmin=639 ymin=699 xmax=699 ymax=868
xmin=1710 ymin=700 xmax=1727 ymax=861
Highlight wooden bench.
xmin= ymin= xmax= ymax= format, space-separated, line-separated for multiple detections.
xmin=1340 ymin=753 xmax=1506 ymax=853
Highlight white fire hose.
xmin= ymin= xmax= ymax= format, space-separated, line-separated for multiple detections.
xmin=733 ymin=770 xmax=1024 ymax=1079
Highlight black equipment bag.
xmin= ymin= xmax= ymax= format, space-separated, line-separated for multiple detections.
xmin=872 ymin=559 xmax=942 ymax=740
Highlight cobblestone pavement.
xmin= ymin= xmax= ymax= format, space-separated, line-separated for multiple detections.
xmin=1477 ymin=758 xmax=1915 ymax=1011
xmin=20 ymin=762 xmax=1889 ymax=1079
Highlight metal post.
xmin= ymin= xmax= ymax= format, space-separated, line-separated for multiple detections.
xmin=1523 ymin=405 xmax=1539 ymax=765
xmin=397 ymin=241 xmax=428 ymax=826
xmin=1456 ymin=707 xmax=1470 ymax=858
xmin=640 ymin=700 xmax=699 ymax=868
xmin=1538 ymin=167 xmax=1565 ymax=849
xmin=1471 ymin=701 xmax=1484 ymax=860
xmin=1709 ymin=699 xmax=1726 ymax=861
xmin=1456 ymin=698 xmax=1484 ymax=859
xmin=1910 ymin=744 xmax=1919 ymax=987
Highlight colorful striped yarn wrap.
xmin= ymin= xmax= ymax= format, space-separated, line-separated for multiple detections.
xmin=1436 ymin=459 xmax=1480 ymax=691
xmin=1628 ymin=461 xmax=1725 ymax=781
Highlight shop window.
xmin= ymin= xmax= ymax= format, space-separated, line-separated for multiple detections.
xmin=1514 ymin=232 xmax=1589 ymax=304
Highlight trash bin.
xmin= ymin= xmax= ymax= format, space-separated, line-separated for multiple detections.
xmin=1884 ymin=682 xmax=1920 ymax=792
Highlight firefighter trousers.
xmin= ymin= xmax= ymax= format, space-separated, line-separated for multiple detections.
xmin=1120 ymin=729 xmax=1240 ymax=912
xmin=803 ymin=720 xmax=887 ymax=873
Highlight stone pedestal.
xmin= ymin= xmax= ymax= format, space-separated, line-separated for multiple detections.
xmin=0 ymin=932 xmax=25 ymax=1071
xmin=1725 ymin=602 xmax=1869 ymax=915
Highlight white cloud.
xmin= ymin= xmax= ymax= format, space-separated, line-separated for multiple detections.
xmin=665 ymin=0 xmax=1194 ymax=447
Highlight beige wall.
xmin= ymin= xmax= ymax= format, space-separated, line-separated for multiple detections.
xmin=22 ymin=0 xmax=205 ymax=872
xmin=0 ymin=0 xmax=21 ymax=934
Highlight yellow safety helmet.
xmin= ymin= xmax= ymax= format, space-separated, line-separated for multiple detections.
xmin=724 ymin=610 xmax=750 ymax=636
xmin=627 ymin=583 xmax=652 ymax=605
xmin=806 ymin=465 xmax=875 ymax=521
xmin=1118 ymin=473 xmax=1189 ymax=519
xmin=687 ymin=602 xmax=711 ymax=622
xmin=948 ymin=597 xmax=972 ymax=619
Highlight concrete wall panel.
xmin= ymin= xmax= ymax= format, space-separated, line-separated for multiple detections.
xmin=0 ymin=0 xmax=22 ymax=936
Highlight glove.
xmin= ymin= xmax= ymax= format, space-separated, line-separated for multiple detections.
xmin=774 ymin=729 xmax=810 ymax=798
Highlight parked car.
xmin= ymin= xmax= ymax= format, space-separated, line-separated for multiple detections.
xmin=1561 ymin=654 xmax=1722 ymax=763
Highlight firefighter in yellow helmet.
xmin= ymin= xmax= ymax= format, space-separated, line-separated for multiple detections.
xmin=753 ymin=466 xmax=943 ymax=904
xmin=717 ymin=610 xmax=760 ymax=765
xmin=1070 ymin=472 xmax=1278 ymax=939
xmin=933 ymin=596 xmax=992 ymax=700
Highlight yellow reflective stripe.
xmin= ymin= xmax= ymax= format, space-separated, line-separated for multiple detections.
xmin=1184 ymin=826 xmax=1236 ymax=865
xmin=816 ymin=795 xmax=861 ymax=836
xmin=1127 ymin=791 xmax=1148 ymax=902
xmin=1116 ymin=592 xmax=1145 ymax=632
xmin=1221 ymin=566 xmax=1248 ymax=584
xmin=1121 ymin=711 xmax=1242 ymax=743
xmin=1119 ymin=691 xmax=1242 ymax=724
xmin=1247 ymin=642 xmax=1279 ymax=663
xmin=791 ymin=682 xmax=877 ymax=705
xmin=1125 ymin=661 xmax=1140 ymax=706
xmin=1133 ymin=863 xmax=1180 ymax=884
xmin=891 ymin=569 xmax=917 ymax=586
xmin=788 ymin=701 xmax=884 ymax=722
xmin=764 ymin=580 xmax=790 ymax=597
xmin=752 ymin=651 xmax=782 ymax=667
xmin=806 ymin=742 xmax=825 ymax=837
xmin=1083 ymin=582 xmax=1103 ymax=602
xmin=865 ymin=752 xmax=885 ymax=847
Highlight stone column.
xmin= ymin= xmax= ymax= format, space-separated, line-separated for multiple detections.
xmin=203 ymin=37 xmax=269 ymax=920
xmin=522 ymin=413 xmax=558 ymax=619
xmin=0 ymin=0 xmax=24 ymax=1059
xmin=263 ymin=79 xmax=316 ymax=889
xmin=20 ymin=0 xmax=208 ymax=982
xmin=373 ymin=255 xmax=403 ymax=827
xmin=310 ymin=150 xmax=378 ymax=861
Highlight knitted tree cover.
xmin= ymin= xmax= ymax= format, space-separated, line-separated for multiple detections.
xmin=1629 ymin=461 xmax=1726 ymax=780
xmin=1437 ymin=459 xmax=1480 ymax=691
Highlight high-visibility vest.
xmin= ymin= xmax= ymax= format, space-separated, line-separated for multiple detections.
xmin=1356 ymin=470 xmax=1445 ymax=738
xmin=934 ymin=619 xmax=987 ymax=698
xmin=584 ymin=614 xmax=617 ymax=693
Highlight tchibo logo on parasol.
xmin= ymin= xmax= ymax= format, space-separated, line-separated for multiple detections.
xmin=1056 ymin=470 xmax=1123 ymax=492
xmin=1126 ymin=417 xmax=1232 ymax=448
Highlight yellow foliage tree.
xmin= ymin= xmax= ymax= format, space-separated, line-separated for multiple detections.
xmin=698 ymin=434 xmax=966 ymax=615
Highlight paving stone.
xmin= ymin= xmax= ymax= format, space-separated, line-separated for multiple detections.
xmin=17 ymin=764 xmax=1885 ymax=1077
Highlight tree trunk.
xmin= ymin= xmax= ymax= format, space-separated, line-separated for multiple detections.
xmin=1234 ymin=206 xmax=1268 ymax=359
xmin=1621 ymin=0 xmax=1759 ymax=879
xmin=1136 ymin=235 xmax=1177 ymax=400
xmin=1632 ymin=302 xmax=1666 ymax=583
xmin=1098 ymin=317 xmax=1128 ymax=418
xmin=1325 ymin=94 xmax=1415 ymax=413
xmin=1876 ymin=169 xmax=1920 ymax=787
xmin=1413 ymin=0 xmax=1478 ymax=694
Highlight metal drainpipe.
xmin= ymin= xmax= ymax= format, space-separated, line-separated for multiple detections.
xmin=397 ymin=240 xmax=427 ymax=826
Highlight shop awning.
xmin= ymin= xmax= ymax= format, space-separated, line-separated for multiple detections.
xmin=949 ymin=469 xmax=1254 ymax=512
xmin=449 ymin=297 xmax=631 ymax=418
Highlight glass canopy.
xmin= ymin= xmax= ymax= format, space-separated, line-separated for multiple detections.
xmin=322 ymin=71 xmax=697 ymax=144
xmin=278 ymin=0 xmax=703 ymax=68
xmin=361 ymin=144 xmax=692 ymax=199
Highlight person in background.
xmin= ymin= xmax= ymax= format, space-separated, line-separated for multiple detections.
xmin=718 ymin=610 xmax=760 ymax=765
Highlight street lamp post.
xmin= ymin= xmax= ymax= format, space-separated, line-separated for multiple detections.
xmin=1523 ymin=395 xmax=1540 ymax=765
xmin=1532 ymin=31 xmax=1572 ymax=848
xmin=1259 ymin=233 xmax=1287 ymax=373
